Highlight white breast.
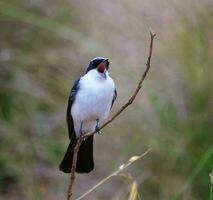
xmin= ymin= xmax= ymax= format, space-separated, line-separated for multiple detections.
xmin=71 ymin=69 xmax=115 ymax=137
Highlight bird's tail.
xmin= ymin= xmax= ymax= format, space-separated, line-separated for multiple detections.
xmin=59 ymin=134 xmax=94 ymax=173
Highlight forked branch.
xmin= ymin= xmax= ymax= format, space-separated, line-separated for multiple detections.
xmin=67 ymin=31 xmax=156 ymax=200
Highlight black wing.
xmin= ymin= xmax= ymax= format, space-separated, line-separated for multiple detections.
xmin=66 ymin=79 xmax=80 ymax=139
xmin=111 ymin=89 xmax=117 ymax=109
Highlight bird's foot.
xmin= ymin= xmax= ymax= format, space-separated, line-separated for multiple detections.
xmin=80 ymin=134 xmax=87 ymax=141
xmin=79 ymin=122 xmax=86 ymax=141
xmin=95 ymin=119 xmax=102 ymax=134
xmin=95 ymin=126 xmax=101 ymax=134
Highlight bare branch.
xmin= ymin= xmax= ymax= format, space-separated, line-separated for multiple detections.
xmin=85 ymin=31 xmax=156 ymax=136
xmin=66 ymin=31 xmax=156 ymax=200
xmin=67 ymin=139 xmax=83 ymax=200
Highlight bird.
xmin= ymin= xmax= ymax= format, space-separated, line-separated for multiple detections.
xmin=59 ymin=57 xmax=117 ymax=173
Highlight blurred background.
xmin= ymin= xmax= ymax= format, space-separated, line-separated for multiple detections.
xmin=0 ymin=0 xmax=213 ymax=199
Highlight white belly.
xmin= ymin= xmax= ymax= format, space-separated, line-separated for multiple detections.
xmin=71 ymin=72 xmax=115 ymax=137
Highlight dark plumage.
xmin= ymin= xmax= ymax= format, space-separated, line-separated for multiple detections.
xmin=85 ymin=57 xmax=109 ymax=74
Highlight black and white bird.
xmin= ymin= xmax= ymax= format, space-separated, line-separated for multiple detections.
xmin=59 ymin=57 xmax=117 ymax=173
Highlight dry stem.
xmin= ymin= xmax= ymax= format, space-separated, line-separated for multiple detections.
xmin=76 ymin=147 xmax=152 ymax=200
xmin=66 ymin=31 xmax=156 ymax=200
xmin=67 ymin=139 xmax=83 ymax=200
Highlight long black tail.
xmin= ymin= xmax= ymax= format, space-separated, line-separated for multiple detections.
xmin=59 ymin=135 xmax=94 ymax=173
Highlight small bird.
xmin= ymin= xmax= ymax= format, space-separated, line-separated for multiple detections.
xmin=59 ymin=57 xmax=117 ymax=173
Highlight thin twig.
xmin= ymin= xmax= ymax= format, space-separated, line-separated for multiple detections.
xmin=76 ymin=148 xmax=152 ymax=200
xmin=67 ymin=139 xmax=83 ymax=200
xmin=66 ymin=31 xmax=156 ymax=200
xmin=85 ymin=31 xmax=156 ymax=137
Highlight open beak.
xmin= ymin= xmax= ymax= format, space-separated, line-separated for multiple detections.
xmin=102 ymin=59 xmax=108 ymax=79
xmin=102 ymin=58 xmax=108 ymax=63
xmin=103 ymin=58 xmax=109 ymax=80
xmin=97 ymin=59 xmax=108 ymax=79
xmin=103 ymin=71 xmax=107 ymax=79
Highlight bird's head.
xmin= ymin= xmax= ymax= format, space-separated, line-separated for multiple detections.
xmin=85 ymin=57 xmax=109 ymax=79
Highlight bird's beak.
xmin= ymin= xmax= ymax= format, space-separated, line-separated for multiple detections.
xmin=97 ymin=59 xmax=108 ymax=79
xmin=103 ymin=71 xmax=107 ymax=79
xmin=102 ymin=59 xmax=108 ymax=80
xmin=102 ymin=58 xmax=108 ymax=63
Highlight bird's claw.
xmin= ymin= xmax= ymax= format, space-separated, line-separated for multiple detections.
xmin=79 ymin=122 xmax=86 ymax=140
xmin=95 ymin=126 xmax=101 ymax=134
xmin=95 ymin=119 xmax=102 ymax=134
xmin=80 ymin=134 xmax=86 ymax=141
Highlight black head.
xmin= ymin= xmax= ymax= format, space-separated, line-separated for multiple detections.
xmin=85 ymin=57 xmax=109 ymax=74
